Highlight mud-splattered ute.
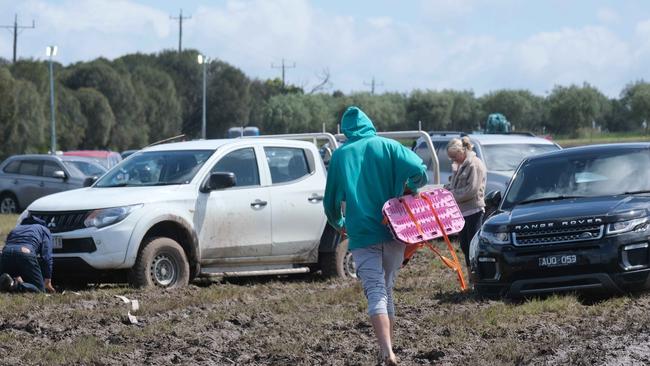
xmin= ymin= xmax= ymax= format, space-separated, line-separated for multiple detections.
xmin=22 ymin=136 xmax=345 ymax=288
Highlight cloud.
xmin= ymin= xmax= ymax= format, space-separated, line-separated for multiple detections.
xmin=596 ymin=7 xmax=621 ymax=24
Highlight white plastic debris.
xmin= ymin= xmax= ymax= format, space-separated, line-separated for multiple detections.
xmin=115 ymin=295 xmax=140 ymax=324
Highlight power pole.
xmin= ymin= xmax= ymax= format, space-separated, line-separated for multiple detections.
xmin=170 ymin=9 xmax=191 ymax=53
xmin=1 ymin=14 xmax=35 ymax=63
xmin=271 ymin=58 xmax=296 ymax=88
xmin=363 ymin=76 xmax=383 ymax=94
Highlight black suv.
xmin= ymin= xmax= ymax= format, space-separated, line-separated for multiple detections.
xmin=471 ymin=143 xmax=650 ymax=297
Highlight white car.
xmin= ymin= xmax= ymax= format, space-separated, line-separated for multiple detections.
xmin=21 ymin=138 xmax=339 ymax=288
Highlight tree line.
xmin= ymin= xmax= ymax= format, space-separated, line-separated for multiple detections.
xmin=1 ymin=48 xmax=650 ymax=158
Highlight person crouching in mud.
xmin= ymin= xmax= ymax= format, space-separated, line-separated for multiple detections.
xmin=0 ymin=215 xmax=55 ymax=293
xmin=323 ymin=106 xmax=428 ymax=365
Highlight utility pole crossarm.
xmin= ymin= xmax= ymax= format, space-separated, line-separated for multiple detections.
xmin=0 ymin=14 xmax=36 ymax=63
xmin=271 ymin=58 xmax=296 ymax=88
xmin=363 ymin=76 xmax=384 ymax=95
xmin=170 ymin=9 xmax=191 ymax=53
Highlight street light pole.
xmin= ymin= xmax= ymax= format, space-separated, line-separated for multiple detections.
xmin=197 ymin=54 xmax=209 ymax=139
xmin=46 ymin=45 xmax=58 ymax=153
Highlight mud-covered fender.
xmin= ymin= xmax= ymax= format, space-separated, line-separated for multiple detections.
xmin=124 ymin=211 xmax=200 ymax=274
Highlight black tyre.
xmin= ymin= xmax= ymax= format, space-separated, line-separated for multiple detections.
xmin=129 ymin=237 xmax=190 ymax=288
xmin=0 ymin=193 xmax=18 ymax=214
xmin=319 ymin=239 xmax=356 ymax=279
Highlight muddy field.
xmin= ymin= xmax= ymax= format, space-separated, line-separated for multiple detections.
xmin=1 ymin=245 xmax=650 ymax=366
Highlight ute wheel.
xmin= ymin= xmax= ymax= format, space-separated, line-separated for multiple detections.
xmin=129 ymin=237 xmax=190 ymax=289
xmin=318 ymin=238 xmax=356 ymax=279
xmin=0 ymin=193 xmax=18 ymax=214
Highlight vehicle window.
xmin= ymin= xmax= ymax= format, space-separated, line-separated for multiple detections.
xmin=482 ymin=144 xmax=559 ymax=172
xmin=18 ymin=160 xmax=40 ymax=176
xmin=265 ymin=147 xmax=310 ymax=184
xmin=95 ymin=150 xmax=214 ymax=187
xmin=503 ymin=150 xmax=650 ymax=209
xmin=210 ymin=148 xmax=259 ymax=187
xmin=3 ymin=160 xmax=20 ymax=174
xmin=414 ymin=141 xmax=453 ymax=173
xmin=64 ymin=161 xmax=106 ymax=177
xmin=42 ymin=161 xmax=63 ymax=177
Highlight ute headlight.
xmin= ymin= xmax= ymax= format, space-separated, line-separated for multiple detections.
xmin=607 ymin=217 xmax=649 ymax=235
xmin=479 ymin=230 xmax=511 ymax=245
xmin=84 ymin=204 xmax=143 ymax=228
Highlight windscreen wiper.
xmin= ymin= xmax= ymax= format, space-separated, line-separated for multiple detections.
xmin=622 ymin=190 xmax=650 ymax=195
xmin=516 ymin=195 xmax=585 ymax=205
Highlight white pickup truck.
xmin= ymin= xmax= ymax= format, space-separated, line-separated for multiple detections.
xmin=20 ymin=137 xmax=345 ymax=288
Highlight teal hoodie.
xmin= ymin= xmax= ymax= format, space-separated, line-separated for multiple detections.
xmin=323 ymin=107 xmax=428 ymax=250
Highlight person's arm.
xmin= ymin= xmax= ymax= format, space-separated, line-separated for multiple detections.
xmin=323 ymin=154 xmax=345 ymax=232
xmin=40 ymin=229 xmax=55 ymax=293
xmin=451 ymin=161 xmax=485 ymax=204
xmin=394 ymin=144 xmax=428 ymax=192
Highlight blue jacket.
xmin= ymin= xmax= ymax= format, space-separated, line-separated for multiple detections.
xmin=4 ymin=216 xmax=54 ymax=278
xmin=323 ymin=107 xmax=428 ymax=249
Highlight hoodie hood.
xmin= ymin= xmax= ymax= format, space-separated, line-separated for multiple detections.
xmin=341 ymin=106 xmax=376 ymax=141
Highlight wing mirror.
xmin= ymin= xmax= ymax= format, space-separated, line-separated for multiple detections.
xmin=484 ymin=190 xmax=502 ymax=210
xmin=53 ymin=170 xmax=67 ymax=180
xmin=201 ymin=172 xmax=236 ymax=192
xmin=83 ymin=176 xmax=98 ymax=187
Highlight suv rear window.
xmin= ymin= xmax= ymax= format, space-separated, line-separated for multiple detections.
xmin=18 ymin=160 xmax=40 ymax=176
xmin=3 ymin=160 xmax=20 ymax=174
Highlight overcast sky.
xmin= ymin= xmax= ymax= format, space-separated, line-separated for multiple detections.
xmin=1 ymin=0 xmax=649 ymax=97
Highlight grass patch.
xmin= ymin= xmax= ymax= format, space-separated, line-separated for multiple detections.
xmin=27 ymin=336 xmax=127 ymax=365
xmin=0 ymin=213 xmax=18 ymax=246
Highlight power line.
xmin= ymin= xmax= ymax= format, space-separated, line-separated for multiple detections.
xmin=1 ymin=14 xmax=35 ymax=63
xmin=363 ymin=76 xmax=383 ymax=94
xmin=170 ymin=9 xmax=191 ymax=53
xmin=271 ymin=58 xmax=296 ymax=88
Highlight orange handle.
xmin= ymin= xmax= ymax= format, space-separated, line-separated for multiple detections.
xmin=400 ymin=194 xmax=468 ymax=291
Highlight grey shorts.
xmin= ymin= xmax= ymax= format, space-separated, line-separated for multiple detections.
xmin=351 ymin=240 xmax=405 ymax=317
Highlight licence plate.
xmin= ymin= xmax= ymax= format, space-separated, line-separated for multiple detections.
xmin=53 ymin=236 xmax=63 ymax=249
xmin=538 ymin=254 xmax=577 ymax=268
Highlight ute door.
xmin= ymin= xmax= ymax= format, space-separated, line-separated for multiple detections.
xmin=264 ymin=146 xmax=326 ymax=258
xmin=198 ymin=147 xmax=272 ymax=260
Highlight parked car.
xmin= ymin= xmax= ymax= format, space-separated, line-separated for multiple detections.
xmin=63 ymin=150 xmax=122 ymax=169
xmin=0 ymin=154 xmax=96 ymax=213
xmin=471 ymin=143 xmax=650 ymax=298
xmin=22 ymin=138 xmax=342 ymax=288
xmin=61 ymin=156 xmax=107 ymax=178
xmin=412 ymin=132 xmax=561 ymax=195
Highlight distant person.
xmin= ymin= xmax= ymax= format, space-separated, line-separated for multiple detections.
xmin=444 ymin=137 xmax=487 ymax=268
xmin=0 ymin=215 xmax=55 ymax=293
xmin=324 ymin=106 xmax=427 ymax=366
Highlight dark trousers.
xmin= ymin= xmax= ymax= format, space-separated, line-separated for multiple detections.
xmin=0 ymin=249 xmax=46 ymax=292
xmin=459 ymin=211 xmax=484 ymax=268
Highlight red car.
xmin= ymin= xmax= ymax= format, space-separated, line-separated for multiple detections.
xmin=63 ymin=150 xmax=122 ymax=169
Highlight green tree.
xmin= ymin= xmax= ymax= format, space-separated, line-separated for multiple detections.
xmin=206 ymin=60 xmax=251 ymax=138
xmin=618 ymin=81 xmax=650 ymax=132
xmin=55 ymin=85 xmax=87 ymax=150
xmin=62 ymin=59 xmax=145 ymax=149
xmin=545 ymin=83 xmax=609 ymax=136
xmin=406 ymin=90 xmax=455 ymax=131
xmin=480 ymin=90 xmax=545 ymax=132
xmin=75 ymin=87 xmax=116 ymax=149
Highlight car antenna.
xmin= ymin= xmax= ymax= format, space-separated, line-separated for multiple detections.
xmin=146 ymin=134 xmax=186 ymax=147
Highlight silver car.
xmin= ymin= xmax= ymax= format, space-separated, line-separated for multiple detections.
xmin=0 ymin=154 xmax=103 ymax=213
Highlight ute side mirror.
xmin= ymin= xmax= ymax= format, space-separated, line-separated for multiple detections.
xmin=53 ymin=170 xmax=67 ymax=180
xmin=201 ymin=172 xmax=236 ymax=192
xmin=484 ymin=190 xmax=502 ymax=210
xmin=83 ymin=176 xmax=98 ymax=187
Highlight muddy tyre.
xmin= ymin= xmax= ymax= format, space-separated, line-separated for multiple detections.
xmin=130 ymin=237 xmax=190 ymax=289
xmin=319 ymin=238 xmax=356 ymax=279
xmin=0 ymin=193 xmax=18 ymax=214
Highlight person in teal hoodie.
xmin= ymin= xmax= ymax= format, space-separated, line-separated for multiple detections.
xmin=323 ymin=106 xmax=427 ymax=365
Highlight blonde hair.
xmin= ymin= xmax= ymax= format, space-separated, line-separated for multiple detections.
xmin=447 ymin=136 xmax=473 ymax=155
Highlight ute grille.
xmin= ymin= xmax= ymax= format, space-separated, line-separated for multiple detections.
xmin=30 ymin=211 xmax=91 ymax=233
xmin=513 ymin=225 xmax=604 ymax=246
